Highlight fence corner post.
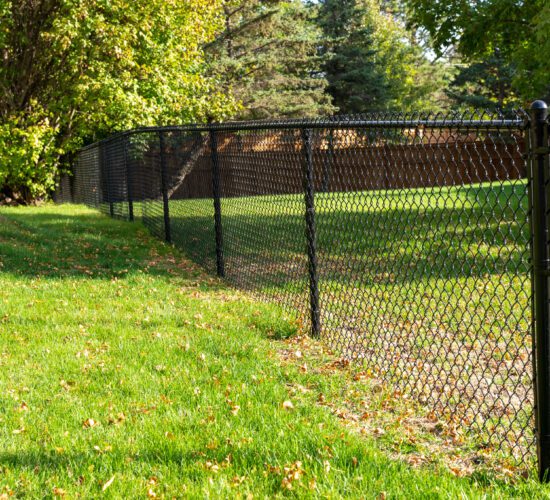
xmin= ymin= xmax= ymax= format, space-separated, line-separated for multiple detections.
xmin=209 ymin=127 xmax=225 ymax=278
xmin=159 ymin=131 xmax=171 ymax=243
xmin=530 ymin=99 xmax=550 ymax=482
xmin=301 ymin=128 xmax=321 ymax=339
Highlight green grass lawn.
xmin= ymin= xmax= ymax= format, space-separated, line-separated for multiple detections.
xmin=140 ymin=180 xmax=532 ymax=462
xmin=0 ymin=203 xmax=546 ymax=498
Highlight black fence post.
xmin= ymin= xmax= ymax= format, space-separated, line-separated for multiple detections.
xmin=302 ymin=128 xmax=321 ymax=338
xmin=321 ymin=129 xmax=334 ymax=193
xmin=158 ymin=131 xmax=171 ymax=243
xmin=210 ymin=128 xmax=225 ymax=278
xmin=530 ymin=99 xmax=550 ymax=482
xmin=100 ymin=142 xmax=114 ymax=217
xmin=123 ymin=135 xmax=134 ymax=222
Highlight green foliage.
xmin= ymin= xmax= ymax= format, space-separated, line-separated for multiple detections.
xmin=447 ymin=51 xmax=521 ymax=111
xmin=0 ymin=112 xmax=61 ymax=200
xmin=206 ymin=0 xmax=335 ymax=119
xmin=0 ymin=0 xmax=233 ymax=201
xmin=317 ymin=0 xmax=448 ymax=113
xmin=405 ymin=0 xmax=550 ymax=102
xmin=317 ymin=0 xmax=389 ymax=112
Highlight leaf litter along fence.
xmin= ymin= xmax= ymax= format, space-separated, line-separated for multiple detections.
xmin=55 ymin=102 xmax=550 ymax=480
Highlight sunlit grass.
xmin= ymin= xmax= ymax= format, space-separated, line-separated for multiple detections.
xmin=0 ymin=204 xmax=547 ymax=497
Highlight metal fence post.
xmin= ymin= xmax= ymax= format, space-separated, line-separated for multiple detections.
xmin=123 ymin=135 xmax=134 ymax=222
xmin=159 ymin=131 xmax=171 ymax=243
xmin=530 ymin=99 xmax=550 ymax=482
xmin=321 ymin=129 xmax=334 ymax=193
xmin=100 ymin=142 xmax=114 ymax=217
xmin=302 ymin=128 xmax=321 ymax=338
xmin=210 ymin=128 xmax=225 ymax=278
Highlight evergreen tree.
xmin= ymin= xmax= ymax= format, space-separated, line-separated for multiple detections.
xmin=317 ymin=0 xmax=447 ymax=113
xmin=446 ymin=50 xmax=521 ymax=111
xmin=317 ymin=0 xmax=389 ymax=113
xmin=206 ymin=0 xmax=334 ymax=119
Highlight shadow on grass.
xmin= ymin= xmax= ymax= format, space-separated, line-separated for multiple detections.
xmin=3 ymin=182 xmax=527 ymax=289
xmin=162 ymin=182 xmax=530 ymax=294
xmin=0 ymin=210 xmax=216 ymax=285
xmin=0 ymin=443 xmax=526 ymax=494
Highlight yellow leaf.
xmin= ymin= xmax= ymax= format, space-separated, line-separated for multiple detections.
xmin=82 ymin=418 xmax=98 ymax=428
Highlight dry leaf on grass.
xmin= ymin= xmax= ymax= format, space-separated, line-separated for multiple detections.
xmin=282 ymin=400 xmax=294 ymax=410
xmin=82 ymin=418 xmax=98 ymax=428
xmin=102 ymin=475 xmax=115 ymax=491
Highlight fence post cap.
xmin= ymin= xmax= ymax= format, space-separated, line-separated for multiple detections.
xmin=531 ymin=100 xmax=548 ymax=111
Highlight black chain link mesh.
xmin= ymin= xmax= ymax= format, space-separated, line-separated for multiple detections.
xmin=57 ymin=112 xmax=537 ymax=466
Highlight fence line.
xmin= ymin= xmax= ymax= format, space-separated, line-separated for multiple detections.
xmin=55 ymin=105 xmax=550 ymax=479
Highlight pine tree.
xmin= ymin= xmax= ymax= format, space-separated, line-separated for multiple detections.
xmin=446 ymin=50 xmax=521 ymax=111
xmin=317 ymin=0 xmax=449 ymax=113
xmin=206 ymin=0 xmax=335 ymax=119
xmin=317 ymin=0 xmax=389 ymax=114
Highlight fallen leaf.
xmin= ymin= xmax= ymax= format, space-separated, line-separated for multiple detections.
xmin=82 ymin=418 xmax=98 ymax=428
xmin=102 ymin=475 xmax=115 ymax=491
xmin=205 ymin=461 xmax=219 ymax=473
xmin=282 ymin=401 xmax=294 ymax=410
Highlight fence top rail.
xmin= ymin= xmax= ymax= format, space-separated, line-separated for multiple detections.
xmin=79 ymin=111 xmax=529 ymax=152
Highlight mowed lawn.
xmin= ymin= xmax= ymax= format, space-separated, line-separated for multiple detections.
xmin=0 ymin=204 xmax=547 ymax=498
xmin=163 ymin=180 xmax=532 ymax=457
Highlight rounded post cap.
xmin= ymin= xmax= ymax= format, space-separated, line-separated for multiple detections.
xmin=531 ymin=100 xmax=548 ymax=111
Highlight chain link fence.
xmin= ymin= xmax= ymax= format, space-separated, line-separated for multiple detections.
xmin=55 ymin=106 xmax=550 ymax=477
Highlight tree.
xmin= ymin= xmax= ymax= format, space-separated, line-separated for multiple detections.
xmin=0 ymin=0 xmax=233 ymax=202
xmin=205 ymin=0 xmax=334 ymax=119
xmin=317 ymin=0 xmax=448 ymax=114
xmin=404 ymin=0 xmax=550 ymax=102
xmin=446 ymin=51 xmax=521 ymax=110
xmin=317 ymin=0 xmax=389 ymax=113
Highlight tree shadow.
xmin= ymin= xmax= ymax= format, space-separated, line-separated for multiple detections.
xmin=0 ymin=211 xmax=213 ymax=284
xmin=163 ymin=182 xmax=529 ymax=293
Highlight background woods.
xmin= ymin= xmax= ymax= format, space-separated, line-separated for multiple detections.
xmin=0 ymin=0 xmax=548 ymax=202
